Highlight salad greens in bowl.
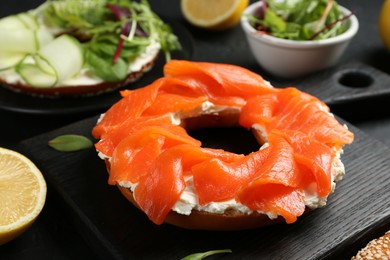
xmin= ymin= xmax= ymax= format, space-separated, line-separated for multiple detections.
xmin=241 ymin=0 xmax=358 ymax=78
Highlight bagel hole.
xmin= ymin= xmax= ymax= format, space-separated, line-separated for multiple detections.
xmin=188 ymin=127 xmax=261 ymax=155
xmin=182 ymin=111 xmax=262 ymax=155
xmin=338 ymin=71 xmax=373 ymax=88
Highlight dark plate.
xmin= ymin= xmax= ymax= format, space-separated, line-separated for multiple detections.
xmin=0 ymin=23 xmax=194 ymax=115
xmin=17 ymin=115 xmax=390 ymax=260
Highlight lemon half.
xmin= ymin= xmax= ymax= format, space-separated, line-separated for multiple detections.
xmin=0 ymin=147 xmax=47 ymax=245
xmin=181 ymin=0 xmax=249 ymax=30
xmin=379 ymin=0 xmax=390 ymax=51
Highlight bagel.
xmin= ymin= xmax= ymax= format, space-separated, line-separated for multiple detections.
xmin=0 ymin=0 xmax=179 ymax=97
xmin=352 ymin=231 xmax=390 ymax=259
xmin=93 ymin=60 xmax=354 ymax=230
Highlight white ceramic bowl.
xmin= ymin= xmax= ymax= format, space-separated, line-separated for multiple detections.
xmin=241 ymin=2 xmax=359 ymax=78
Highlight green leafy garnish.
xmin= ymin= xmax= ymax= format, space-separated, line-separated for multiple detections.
xmin=181 ymin=249 xmax=232 ymax=260
xmin=38 ymin=0 xmax=181 ymax=82
xmin=48 ymin=134 xmax=93 ymax=152
xmin=248 ymin=0 xmax=354 ymax=41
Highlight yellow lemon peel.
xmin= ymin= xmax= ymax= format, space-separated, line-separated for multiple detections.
xmin=0 ymin=147 xmax=46 ymax=245
xmin=181 ymin=0 xmax=249 ymax=30
xmin=379 ymin=0 xmax=390 ymax=51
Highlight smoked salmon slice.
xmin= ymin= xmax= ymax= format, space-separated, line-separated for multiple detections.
xmin=192 ymin=147 xmax=270 ymax=204
xmin=142 ymin=94 xmax=208 ymax=116
xmin=134 ymin=147 xmax=187 ymax=225
xmin=164 ymin=60 xmax=275 ymax=98
xmin=132 ymin=144 xmax=244 ymax=224
xmin=95 ymin=114 xmax=173 ymax=157
xmin=92 ymin=78 xmax=163 ymax=138
xmin=110 ymin=135 xmax=166 ymax=184
xmin=273 ymin=130 xmax=335 ymax=197
xmin=236 ymin=134 xmax=305 ymax=223
xmin=239 ymin=88 xmax=354 ymax=148
xmin=238 ymin=184 xmax=305 ymax=224
xmin=108 ymin=125 xmax=201 ymax=185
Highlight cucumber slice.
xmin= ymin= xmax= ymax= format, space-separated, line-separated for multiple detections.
xmin=0 ymin=13 xmax=39 ymax=30
xmin=0 ymin=15 xmax=26 ymax=29
xmin=16 ymin=35 xmax=84 ymax=88
xmin=16 ymin=63 xmax=57 ymax=88
xmin=0 ymin=12 xmax=53 ymax=53
xmin=33 ymin=53 xmax=56 ymax=75
xmin=38 ymin=34 xmax=84 ymax=83
xmin=16 ymin=13 xmax=39 ymax=30
xmin=0 ymin=29 xmax=38 ymax=52
xmin=0 ymin=29 xmax=54 ymax=55
xmin=0 ymin=52 xmax=26 ymax=71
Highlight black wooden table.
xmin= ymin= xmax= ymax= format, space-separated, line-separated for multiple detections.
xmin=0 ymin=0 xmax=389 ymax=259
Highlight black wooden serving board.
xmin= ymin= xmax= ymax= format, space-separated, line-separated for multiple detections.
xmin=16 ymin=114 xmax=390 ymax=260
xmin=295 ymin=62 xmax=390 ymax=106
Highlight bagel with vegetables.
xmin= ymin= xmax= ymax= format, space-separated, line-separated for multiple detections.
xmin=0 ymin=0 xmax=180 ymax=97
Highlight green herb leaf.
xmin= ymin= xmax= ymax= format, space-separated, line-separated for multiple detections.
xmin=181 ymin=249 xmax=232 ymax=260
xmin=85 ymin=49 xmax=128 ymax=82
xmin=48 ymin=134 xmax=93 ymax=152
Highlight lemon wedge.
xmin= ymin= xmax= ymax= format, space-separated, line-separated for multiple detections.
xmin=181 ymin=0 xmax=249 ymax=30
xmin=0 ymin=147 xmax=47 ymax=245
xmin=379 ymin=0 xmax=390 ymax=51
